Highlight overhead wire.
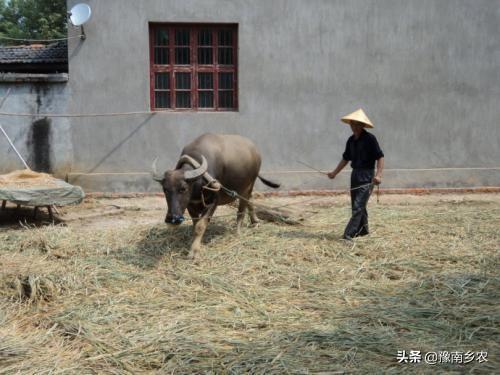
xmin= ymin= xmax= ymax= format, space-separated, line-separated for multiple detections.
xmin=0 ymin=35 xmax=84 ymax=42
xmin=0 ymin=111 xmax=159 ymax=118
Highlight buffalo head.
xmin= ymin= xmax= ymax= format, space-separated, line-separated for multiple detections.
xmin=152 ymin=155 xmax=207 ymax=225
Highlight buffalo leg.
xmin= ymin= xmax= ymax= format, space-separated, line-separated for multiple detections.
xmin=236 ymin=198 xmax=249 ymax=235
xmin=247 ymin=183 xmax=259 ymax=225
xmin=187 ymin=205 xmax=203 ymax=234
xmin=248 ymin=201 xmax=259 ymax=225
xmin=236 ymin=184 xmax=258 ymax=233
xmin=237 ymin=185 xmax=259 ymax=232
xmin=189 ymin=204 xmax=217 ymax=259
xmin=187 ymin=208 xmax=199 ymax=231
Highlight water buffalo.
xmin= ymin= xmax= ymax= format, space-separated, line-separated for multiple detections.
xmin=152 ymin=133 xmax=280 ymax=258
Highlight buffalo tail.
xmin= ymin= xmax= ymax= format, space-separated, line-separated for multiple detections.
xmin=258 ymin=175 xmax=280 ymax=188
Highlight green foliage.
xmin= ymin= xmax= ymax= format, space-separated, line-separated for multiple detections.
xmin=0 ymin=0 xmax=67 ymax=44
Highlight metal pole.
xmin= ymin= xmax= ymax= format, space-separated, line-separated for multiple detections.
xmin=0 ymin=125 xmax=31 ymax=170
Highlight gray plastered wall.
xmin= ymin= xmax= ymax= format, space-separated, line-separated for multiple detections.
xmin=3 ymin=0 xmax=499 ymax=192
xmin=0 ymin=81 xmax=72 ymax=177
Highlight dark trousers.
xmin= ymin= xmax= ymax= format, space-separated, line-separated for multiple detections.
xmin=343 ymin=169 xmax=374 ymax=238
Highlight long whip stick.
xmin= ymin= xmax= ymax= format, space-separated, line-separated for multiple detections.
xmin=296 ymin=160 xmax=329 ymax=175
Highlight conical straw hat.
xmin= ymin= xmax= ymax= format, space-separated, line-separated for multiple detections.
xmin=341 ymin=108 xmax=374 ymax=128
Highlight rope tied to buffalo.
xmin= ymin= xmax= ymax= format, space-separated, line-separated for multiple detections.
xmin=201 ymin=178 xmax=376 ymax=224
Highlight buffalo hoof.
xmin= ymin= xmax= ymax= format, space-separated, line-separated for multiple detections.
xmin=186 ymin=249 xmax=199 ymax=260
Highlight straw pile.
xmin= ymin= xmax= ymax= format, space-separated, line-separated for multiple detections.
xmin=0 ymin=169 xmax=60 ymax=189
xmin=0 ymin=194 xmax=498 ymax=373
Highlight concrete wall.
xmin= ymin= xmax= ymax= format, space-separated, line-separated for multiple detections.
xmin=64 ymin=0 xmax=500 ymax=191
xmin=0 ymin=77 xmax=72 ymax=176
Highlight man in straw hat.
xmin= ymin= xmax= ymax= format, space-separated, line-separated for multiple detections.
xmin=328 ymin=109 xmax=384 ymax=240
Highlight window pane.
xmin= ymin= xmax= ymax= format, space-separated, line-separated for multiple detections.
xmin=175 ymin=30 xmax=190 ymax=45
xmin=219 ymin=72 xmax=233 ymax=89
xmin=154 ymin=47 xmax=169 ymax=64
xmin=198 ymin=30 xmax=212 ymax=46
xmin=218 ymin=91 xmax=233 ymax=108
xmin=176 ymin=92 xmax=191 ymax=108
xmin=175 ymin=47 xmax=190 ymax=64
xmin=155 ymin=28 xmax=169 ymax=46
xmin=155 ymin=73 xmax=170 ymax=89
xmin=150 ymin=24 xmax=237 ymax=111
xmin=155 ymin=92 xmax=170 ymax=108
xmin=176 ymin=73 xmax=191 ymax=89
xmin=198 ymin=48 xmax=213 ymax=64
xmin=218 ymin=30 xmax=233 ymax=46
xmin=199 ymin=92 xmax=213 ymax=108
xmin=198 ymin=73 xmax=213 ymax=89
xmin=218 ymin=47 xmax=233 ymax=65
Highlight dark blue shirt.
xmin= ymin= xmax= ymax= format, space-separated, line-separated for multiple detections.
xmin=342 ymin=130 xmax=384 ymax=169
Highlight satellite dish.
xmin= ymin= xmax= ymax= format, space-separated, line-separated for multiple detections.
xmin=69 ymin=3 xmax=92 ymax=26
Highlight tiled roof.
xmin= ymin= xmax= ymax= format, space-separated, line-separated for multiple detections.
xmin=0 ymin=41 xmax=67 ymax=64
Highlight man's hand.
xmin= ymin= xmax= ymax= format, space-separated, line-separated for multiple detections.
xmin=328 ymin=160 xmax=348 ymax=180
xmin=373 ymin=175 xmax=382 ymax=185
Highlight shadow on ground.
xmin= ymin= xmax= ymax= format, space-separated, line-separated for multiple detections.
xmin=115 ymin=221 xmax=231 ymax=269
xmin=0 ymin=206 xmax=62 ymax=228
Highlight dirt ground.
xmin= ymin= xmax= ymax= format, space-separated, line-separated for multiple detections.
xmin=2 ymin=192 xmax=498 ymax=230
xmin=0 ymin=193 xmax=498 ymax=373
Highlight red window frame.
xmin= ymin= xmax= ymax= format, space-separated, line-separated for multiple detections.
xmin=149 ymin=23 xmax=238 ymax=111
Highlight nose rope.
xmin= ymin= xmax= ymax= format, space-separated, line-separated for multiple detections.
xmin=201 ymin=180 xmax=222 ymax=207
xmin=202 ymin=183 xmax=221 ymax=192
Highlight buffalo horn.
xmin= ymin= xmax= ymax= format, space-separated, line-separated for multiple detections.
xmin=151 ymin=157 xmax=164 ymax=182
xmin=180 ymin=154 xmax=208 ymax=181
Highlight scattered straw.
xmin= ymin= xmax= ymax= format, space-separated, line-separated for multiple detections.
xmin=0 ymin=194 xmax=498 ymax=373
